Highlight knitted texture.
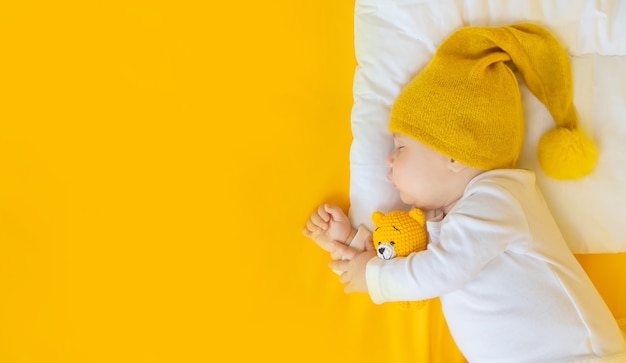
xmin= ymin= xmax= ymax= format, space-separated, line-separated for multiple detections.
xmin=389 ymin=23 xmax=598 ymax=179
xmin=372 ymin=209 xmax=427 ymax=258
xmin=372 ymin=209 xmax=429 ymax=310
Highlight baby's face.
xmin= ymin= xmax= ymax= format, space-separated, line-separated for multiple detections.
xmin=386 ymin=133 xmax=454 ymax=210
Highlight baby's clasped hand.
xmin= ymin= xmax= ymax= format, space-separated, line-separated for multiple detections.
xmin=302 ymin=204 xmax=356 ymax=260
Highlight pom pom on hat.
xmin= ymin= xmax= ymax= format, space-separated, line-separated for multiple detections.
xmin=538 ymin=127 xmax=598 ymax=180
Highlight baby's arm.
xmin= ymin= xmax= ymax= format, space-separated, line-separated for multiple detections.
xmin=303 ymin=204 xmax=357 ymax=260
xmin=366 ymin=199 xmax=525 ymax=303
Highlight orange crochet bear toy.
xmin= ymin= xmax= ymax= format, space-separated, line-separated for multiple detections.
xmin=371 ymin=209 xmax=430 ymax=309
xmin=372 ymin=209 xmax=428 ymax=260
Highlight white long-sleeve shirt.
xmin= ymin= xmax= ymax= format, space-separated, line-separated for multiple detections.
xmin=361 ymin=169 xmax=626 ymax=362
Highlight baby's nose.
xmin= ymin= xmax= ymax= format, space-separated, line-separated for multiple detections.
xmin=385 ymin=150 xmax=395 ymax=166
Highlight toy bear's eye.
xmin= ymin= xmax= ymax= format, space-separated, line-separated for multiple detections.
xmin=393 ymin=226 xmax=400 ymax=232
xmin=377 ymin=242 xmax=381 ymax=246
xmin=390 ymin=241 xmax=395 ymax=245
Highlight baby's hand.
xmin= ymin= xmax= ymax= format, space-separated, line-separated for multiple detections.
xmin=329 ymin=242 xmax=376 ymax=294
xmin=303 ymin=204 xmax=355 ymax=259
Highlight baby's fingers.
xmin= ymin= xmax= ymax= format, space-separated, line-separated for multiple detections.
xmin=324 ymin=204 xmax=347 ymax=222
xmin=329 ymin=241 xmax=359 ymax=260
xmin=310 ymin=208 xmax=330 ymax=229
xmin=305 ymin=219 xmax=325 ymax=237
xmin=329 ymin=259 xmax=349 ymax=273
xmin=316 ymin=204 xmax=332 ymax=222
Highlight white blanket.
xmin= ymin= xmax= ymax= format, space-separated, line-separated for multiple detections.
xmin=349 ymin=0 xmax=626 ymax=254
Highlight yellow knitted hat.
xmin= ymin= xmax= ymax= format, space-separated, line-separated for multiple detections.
xmin=389 ymin=23 xmax=598 ymax=180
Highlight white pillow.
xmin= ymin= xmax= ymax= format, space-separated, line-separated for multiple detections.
xmin=349 ymin=0 xmax=626 ymax=253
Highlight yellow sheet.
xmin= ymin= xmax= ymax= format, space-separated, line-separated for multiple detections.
xmin=1 ymin=1 xmax=623 ymax=362
xmin=576 ymin=254 xmax=626 ymax=320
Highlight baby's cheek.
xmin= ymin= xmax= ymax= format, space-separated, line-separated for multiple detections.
xmin=392 ymin=166 xmax=410 ymax=186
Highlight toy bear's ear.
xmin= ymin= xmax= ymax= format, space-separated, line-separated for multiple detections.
xmin=372 ymin=211 xmax=384 ymax=226
xmin=409 ymin=208 xmax=425 ymax=225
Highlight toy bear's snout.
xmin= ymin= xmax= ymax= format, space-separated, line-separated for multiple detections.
xmin=376 ymin=242 xmax=397 ymax=260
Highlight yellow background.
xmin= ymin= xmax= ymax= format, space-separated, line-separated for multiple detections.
xmin=1 ymin=1 xmax=624 ymax=362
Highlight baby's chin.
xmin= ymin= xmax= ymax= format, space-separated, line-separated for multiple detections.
xmin=399 ymin=192 xmax=430 ymax=210
xmin=398 ymin=192 xmax=416 ymax=207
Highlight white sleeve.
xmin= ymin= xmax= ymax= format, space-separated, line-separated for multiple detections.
xmin=347 ymin=225 xmax=372 ymax=252
xmin=366 ymin=190 xmax=529 ymax=304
